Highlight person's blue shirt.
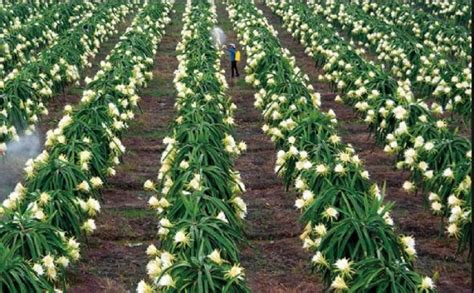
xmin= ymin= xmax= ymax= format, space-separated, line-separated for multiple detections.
xmin=228 ymin=47 xmax=236 ymax=61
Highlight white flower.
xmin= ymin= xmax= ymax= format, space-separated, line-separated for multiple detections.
xmin=146 ymin=244 xmax=158 ymax=256
xmin=42 ymin=255 xmax=55 ymax=269
xmin=334 ymin=258 xmax=352 ymax=276
xmin=420 ymin=277 xmax=435 ymax=290
xmin=402 ymin=181 xmax=415 ymax=192
xmin=294 ymin=199 xmax=305 ymax=209
xmin=146 ymin=258 xmax=162 ymax=278
xmin=330 ymin=275 xmax=348 ymax=291
xmin=314 ymin=224 xmax=327 ymax=236
xmin=79 ymin=150 xmax=91 ymax=163
xmin=315 ymin=164 xmax=328 ymax=175
xmin=158 ymin=198 xmax=170 ymax=209
xmin=160 ymin=251 xmax=174 ymax=269
xmin=136 ymin=280 xmax=153 ymax=293
xmin=82 ymin=219 xmax=96 ymax=234
xmin=393 ymin=106 xmax=407 ymax=120
xmin=32 ymin=263 xmax=44 ymax=276
xmin=225 ymin=264 xmax=244 ymax=280
xmin=157 ymin=274 xmax=175 ymax=288
xmin=56 ymin=256 xmax=70 ymax=268
xmin=417 ymin=161 xmax=428 ymax=171
xmin=360 ymin=170 xmax=369 ymax=179
xmin=424 ymin=142 xmax=435 ymax=151
xmin=34 ymin=209 xmax=46 ymax=221
xmin=159 ymin=218 xmax=172 ymax=228
xmin=216 ymin=211 xmax=228 ymax=223
xmin=158 ymin=227 xmax=169 ymax=236
xmin=401 ymin=235 xmax=416 ymax=256
xmin=238 ymin=141 xmax=247 ymax=151
xmin=232 ymin=197 xmax=247 ymax=218
xmin=401 ymin=236 xmax=415 ymax=248
xmin=144 ymin=180 xmax=155 ymax=191
xmin=424 ymin=170 xmax=434 ymax=179
xmin=324 ymin=207 xmax=339 ymax=220
xmin=77 ymin=181 xmax=90 ymax=193
xmin=447 ymin=223 xmax=459 ymax=237
xmin=208 ymin=249 xmax=224 ymax=265
xmin=442 ymin=168 xmax=454 ymax=179
xmin=311 ymin=251 xmax=328 ymax=266
xmin=294 ymin=178 xmax=306 ymax=190
xmin=334 ymin=164 xmax=345 ymax=174
xmin=302 ymin=190 xmax=314 ymax=202
xmin=428 ymin=192 xmax=440 ymax=201
xmin=179 ymin=160 xmax=189 ymax=169
xmin=148 ymin=196 xmax=160 ymax=209
xmin=85 ymin=198 xmax=101 ymax=216
xmin=173 ymin=230 xmax=189 ymax=246
xmin=431 ymin=202 xmax=442 ymax=213
xmin=405 ymin=246 xmax=416 ymax=256
xmin=329 ymin=135 xmax=341 ymax=144
xmin=447 ymin=195 xmax=461 ymax=206
xmin=90 ymin=177 xmax=103 ymax=188
xmin=46 ymin=265 xmax=57 ymax=280
xmin=288 ymin=146 xmax=299 ymax=156
xmin=188 ymin=173 xmax=201 ymax=191
xmin=436 ymin=120 xmax=447 ymax=128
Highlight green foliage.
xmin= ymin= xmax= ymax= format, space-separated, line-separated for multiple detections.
xmin=229 ymin=0 xmax=434 ymax=291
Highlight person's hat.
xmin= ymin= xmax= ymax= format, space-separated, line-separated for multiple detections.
xmin=230 ymin=43 xmax=236 ymax=48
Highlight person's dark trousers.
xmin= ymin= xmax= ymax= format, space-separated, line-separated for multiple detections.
xmin=231 ymin=61 xmax=239 ymax=77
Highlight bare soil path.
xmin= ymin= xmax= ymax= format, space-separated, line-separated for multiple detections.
xmin=257 ymin=4 xmax=471 ymax=292
xmin=67 ymin=3 xmax=185 ymax=291
xmin=217 ymin=2 xmax=323 ymax=292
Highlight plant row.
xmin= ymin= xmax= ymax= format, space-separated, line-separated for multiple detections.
xmin=402 ymin=0 xmax=472 ymax=28
xmin=267 ymin=0 xmax=471 ymax=253
xmin=354 ymin=0 xmax=471 ymax=63
xmin=0 ymin=2 xmax=53 ymax=31
xmin=0 ymin=1 xmax=133 ymax=157
xmin=0 ymin=2 xmax=173 ymax=291
xmin=1 ymin=1 xmax=98 ymax=77
xmin=308 ymin=0 xmax=472 ymax=120
xmin=137 ymin=1 xmax=249 ymax=292
xmin=228 ymin=0 xmax=435 ymax=291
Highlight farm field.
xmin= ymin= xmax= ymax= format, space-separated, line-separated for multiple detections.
xmin=0 ymin=0 xmax=471 ymax=292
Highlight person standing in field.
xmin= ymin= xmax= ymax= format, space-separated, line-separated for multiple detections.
xmin=226 ymin=43 xmax=240 ymax=78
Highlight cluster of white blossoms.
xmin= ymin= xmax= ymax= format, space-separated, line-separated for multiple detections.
xmin=19 ymin=214 xmax=81 ymax=285
xmin=4 ymin=126 xmax=106 ymax=237
xmin=444 ymin=175 xmax=471 ymax=238
xmin=400 ymin=235 xmax=417 ymax=257
xmin=272 ymin=0 xmax=472 ymax=252
xmin=403 ymin=0 xmax=471 ymax=29
xmin=311 ymin=0 xmax=472 ymax=118
xmin=0 ymin=3 xmax=133 ymax=157
xmin=398 ymin=144 xmax=471 ymax=239
xmin=1 ymin=1 xmax=99 ymax=78
xmin=31 ymin=253 xmax=70 ymax=282
xmin=142 ymin=245 xmax=176 ymax=289
xmin=0 ymin=3 xmax=51 ymax=39
xmin=223 ymin=133 xmax=247 ymax=155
